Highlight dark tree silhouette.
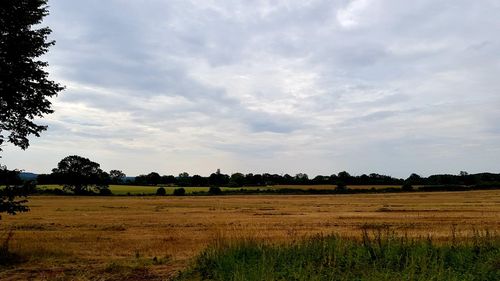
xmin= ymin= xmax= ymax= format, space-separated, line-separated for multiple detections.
xmin=228 ymin=173 xmax=245 ymax=187
xmin=109 ymin=170 xmax=126 ymax=184
xmin=1 ymin=0 xmax=62 ymax=216
xmin=406 ymin=173 xmax=423 ymax=185
xmin=0 ymin=166 xmax=29 ymax=216
xmin=52 ymin=156 xmax=109 ymax=195
xmin=156 ymin=187 xmax=166 ymax=196
xmin=173 ymin=188 xmax=186 ymax=196
xmin=208 ymin=186 xmax=222 ymax=195
xmin=146 ymin=172 xmax=161 ymax=185
xmin=0 ymin=0 xmax=64 ymax=152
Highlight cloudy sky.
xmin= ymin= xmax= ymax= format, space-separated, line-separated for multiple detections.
xmin=4 ymin=0 xmax=500 ymax=177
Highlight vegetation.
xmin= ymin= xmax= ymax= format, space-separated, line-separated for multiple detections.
xmin=0 ymin=190 xmax=498 ymax=280
xmin=33 ymin=156 xmax=500 ymax=192
xmin=180 ymin=231 xmax=500 ymax=281
xmin=402 ymin=183 xmax=414 ymax=191
xmin=25 ymin=156 xmax=499 ymax=198
xmin=0 ymin=0 xmax=64 ymax=152
xmin=0 ymin=166 xmax=31 ymax=216
xmin=1 ymin=0 xmax=61 ymax=218
xmin=208 ymin=186 xmax=222 ymax=195
xmin=156 ymin=187 xmax=166 ymax=196
xmin=51 ymin=155 xmax=109 ymax=195
xmin=173 ymin=187 xmax=186 ymax=196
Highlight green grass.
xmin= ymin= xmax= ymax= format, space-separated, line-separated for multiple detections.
xmin=36 ymin=184 xmax=203 ymax=195
xmin=177 ymin=231 xmax=500 ymax=281
xmin=35 ymin=185 xmax=266 ymax=195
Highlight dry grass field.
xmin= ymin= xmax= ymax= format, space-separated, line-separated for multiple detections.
xmin=0 ymin=190 xmax=499 ymax=280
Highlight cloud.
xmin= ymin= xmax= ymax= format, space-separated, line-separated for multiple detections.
xmin=336 ymin=0 xmax=372 ymax=28
xmin=3 ymin=0 xmax=500 ymax=177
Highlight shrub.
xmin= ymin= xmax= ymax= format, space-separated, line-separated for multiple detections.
xmin=402 ymin=183 xmax=413 ymax=191
xmin=156 ymin=187 xmax=166 ymax=196
xmin=0 ymin=231 xmax=21 ymax=265
xmin=335 ymin=183 xmax=347 ymax=191
xmin=98 ymin=188 xmax=113 ymax=196
xmin=208 ymin=186 xmax=222 ymax=195
xmin=173 ymin=188 xmax=186 ymax=196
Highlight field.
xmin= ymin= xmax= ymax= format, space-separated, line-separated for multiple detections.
xmin=0 ymin=190 xmax=499 ymax=280
xmin=35 ymin=184 xmax=402 ymax=195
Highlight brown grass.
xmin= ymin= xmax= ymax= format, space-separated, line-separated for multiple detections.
xmin=0 ymin=190 xmax=499 ymax=280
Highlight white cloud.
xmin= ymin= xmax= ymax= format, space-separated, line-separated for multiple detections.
xmin=336 ymin=0 xmax=372 ymax=28
xmin=3 ymin=0 xmax=500 ymax=177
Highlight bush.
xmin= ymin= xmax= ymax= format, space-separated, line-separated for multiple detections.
xmin=98 ymin=188 xmax=113 ymax=196
xmin=156 ymin=187 xmax=166 ymax=196
xmin=173 ymin=188 xmax=186 ymax=196
xmin=402 ymin=183 xmax=413 ymax=191
xmin=335 ymin=183 xmax=347 ymax=191
xmin=418 ymin=185 xmax=470 ymax=192
xmin=0 ymin=231 xmax=21 ymax=265
xmin=208 ymin=186 xmax=222 ymax=195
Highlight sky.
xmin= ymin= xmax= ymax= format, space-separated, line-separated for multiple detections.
xmin=3 ymin=0 xmax=500 ymax=178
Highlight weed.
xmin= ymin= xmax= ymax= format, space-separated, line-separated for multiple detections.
xmin=0 ymin=231 xmax=22 ymax=265
xmin=178 ymin=231 xmax=500 ymax=281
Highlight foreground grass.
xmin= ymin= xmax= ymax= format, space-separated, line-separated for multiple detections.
xmin=178 ymin=231 xmax=500 ymax=281
xmin=1 ymin=191 xmax=499 ymax=280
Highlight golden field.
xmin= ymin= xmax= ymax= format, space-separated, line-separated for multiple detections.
xmin=0 ymin=190 xmax=499 ymax=280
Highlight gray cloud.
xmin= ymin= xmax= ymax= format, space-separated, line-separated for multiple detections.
xmin=3 ymin=0 xmax=499 ymax=177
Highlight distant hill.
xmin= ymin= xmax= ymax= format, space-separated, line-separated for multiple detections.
xmin=19 ymin=172 xmax=38 ymax=181
xmin=18 ymin=173 xmax=136 ymax=183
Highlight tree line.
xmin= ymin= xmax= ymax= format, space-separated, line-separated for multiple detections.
xmin=12 ymin=155 xmax=500 ymax=190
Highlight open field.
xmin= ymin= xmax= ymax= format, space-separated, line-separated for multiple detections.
xmin=0 ymin=190 xmax=499 ymax=280
xmin=35 ymin=184 xmax=402 ymax=195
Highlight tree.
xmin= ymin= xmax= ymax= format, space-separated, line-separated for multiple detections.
xmin=1 ymin=1 xmax=61 ymax=216
xmin=109 ymin=170 xmax=126 ymax=184
xmin=0 ymin=165 xmax=29 ymax=216
xmin=0 ymin=0 xmax=64 ymax=152
xmin=294 ymin=173 xmax=309 ymax=184
xmin=146 ymin=172 xmax=161 ymax=185
xmin=208 ymin=171 xmax=229 ymax=186
xmin=406 ymin=173 xmax=423 ymax=185
xmin=228 ymin=173 xmax=245 ymax=187
xmin=51 ymin=156 xmax=109 ymax=195
xmin=177 ymin=172 xmax=192 ymax=186
xmin=191 ymin=175 xmax=206 ymax=186
xmin=337 ymin=171 xmax=351 ymax=184
xmin=136 ymin=172 xmax=162 ymax=185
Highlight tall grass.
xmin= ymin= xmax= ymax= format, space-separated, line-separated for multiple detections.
xmin=178 ymin=230 xmax=500 ymax=281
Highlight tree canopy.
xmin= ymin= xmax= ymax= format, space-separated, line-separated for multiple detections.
xmin=0 ymin=0 xmax=63 ymax=152
xmin=0 ymin=165 xmax=29 ymax=216
xmin=1 ymin=0 xmax=61 ymax=216
xmin=51 ymin=155 xmax=109 ymax=195
xmin=109 ymin=169 xmax=126 ymax=184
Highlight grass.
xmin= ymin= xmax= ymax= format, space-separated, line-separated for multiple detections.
xmin=178 ymin=230 xmax=500 ymax=281
xmin=0 ymin=190 xmax=499 ymax=280
xmin=36 ymin=184 xmax=218 ymax=195
xmin=35 ymin=184 xmax=400 ymax=195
